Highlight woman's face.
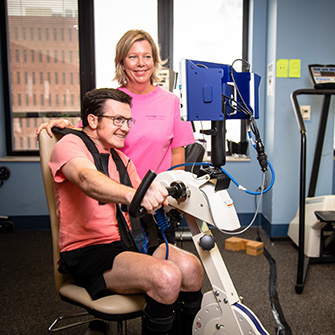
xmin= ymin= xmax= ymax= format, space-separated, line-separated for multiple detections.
xmin=122 ymin=40 xmax=154 ymax=87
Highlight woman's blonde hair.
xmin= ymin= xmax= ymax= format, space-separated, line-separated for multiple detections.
xmin=114 ymin=29 xmax=165 ymax=86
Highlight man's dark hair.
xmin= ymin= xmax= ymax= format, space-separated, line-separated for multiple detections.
xmin=81 ymin=88 xmax=132 ymax=127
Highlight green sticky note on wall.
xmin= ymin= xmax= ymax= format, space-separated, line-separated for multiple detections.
xmin=276 ymin=59 xmax=288 ymax=77
xmin=289 ymin=59 xmax=301 ymax=78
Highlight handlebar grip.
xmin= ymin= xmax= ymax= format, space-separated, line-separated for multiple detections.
xmin=129 ymin=170 xmax=157 ymax=218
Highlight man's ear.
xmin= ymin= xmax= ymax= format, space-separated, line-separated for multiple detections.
xmin=87 ymin=114 xmax=98 ymax=129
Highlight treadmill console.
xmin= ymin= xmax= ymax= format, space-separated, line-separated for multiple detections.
xmin=308 ymin=64 xmax=335 ymax=89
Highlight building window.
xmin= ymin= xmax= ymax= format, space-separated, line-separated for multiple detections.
xmin=3 ymin=0 xmax=81 ymax=154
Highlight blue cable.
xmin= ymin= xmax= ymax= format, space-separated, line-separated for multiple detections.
xmin=154 ymin=207 xmax=170 ymax=260
xmin=168 ymin=160 xmax=275 ymax=195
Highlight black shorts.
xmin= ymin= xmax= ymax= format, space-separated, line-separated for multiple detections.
xmin=59 ymin=240 xmax=159 ymax=300
xmin=59 ymin=240 xmax=132 ymax=299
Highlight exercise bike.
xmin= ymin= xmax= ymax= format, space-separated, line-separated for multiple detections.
xmin=129 ymin=168 xmax=270 ymax=335
xmin=130 ymin=58 xmax=272 ymax=334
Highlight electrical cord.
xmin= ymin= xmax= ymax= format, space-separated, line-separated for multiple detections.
xmin=154 ymin=207 xmax=171 ymax=260
xmin=199 ymin=171 xmax=265 ymax=235
xmin=170 ymin=161 xmax=275 ymax=196
xmin=229 ymin=59 xmax=269 ymax=172
xmin=254 ymin=192 xmax=292 ymax=335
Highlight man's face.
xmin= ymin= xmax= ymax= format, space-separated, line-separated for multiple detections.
xmin=95 ymin=99 xmax=132 ymax=150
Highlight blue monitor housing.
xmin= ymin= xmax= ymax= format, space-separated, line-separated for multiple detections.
xmin=179 ymin=59 xmax=261 ymax=122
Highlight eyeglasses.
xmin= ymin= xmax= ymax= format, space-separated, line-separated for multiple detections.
xmin=100 ymin=115 xmax=136 ymax=128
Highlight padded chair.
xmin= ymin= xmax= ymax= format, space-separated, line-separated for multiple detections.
xmin=38 ymin=129 xmax=145 ymax=334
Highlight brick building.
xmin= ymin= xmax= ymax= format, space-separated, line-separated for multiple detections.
xmin=8 ymin=12 xmax=80 ymax=150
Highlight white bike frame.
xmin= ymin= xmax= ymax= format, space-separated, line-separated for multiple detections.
xmin=156 ymin=170 xmax=269 ymax=335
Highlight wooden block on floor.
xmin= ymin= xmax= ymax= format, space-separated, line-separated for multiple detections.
xmin=238 ymin=238 xmax=249 ymax=250
xmin=246 ymin=241 xmax=264 ymax=256
xmin=225 ymin=237 xmax=243 ymax=251
xmin=225 ymin=237 xmax=264 ymax=256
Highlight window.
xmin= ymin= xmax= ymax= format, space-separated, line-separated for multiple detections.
xmin=2 ymin=0 xmax=81 ymax=153
xmin=94 ymin=0 xmax=158 ymax=88
xmin=94 ymin=0 xmax=247 ymax=158
xmin=174 ymin=0 xmax=245 ymax=157
xmin=2 ymin=0 xmax=246 ymax=155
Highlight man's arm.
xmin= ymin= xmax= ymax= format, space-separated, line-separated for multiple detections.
xmin=62 ymin=157 xmax=168 ymax=213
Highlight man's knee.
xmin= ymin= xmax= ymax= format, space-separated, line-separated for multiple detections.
xmin=180 ymin=255 xmax=204 ymax=290
xmin=150 ymin=262 xmax=182 ymax=303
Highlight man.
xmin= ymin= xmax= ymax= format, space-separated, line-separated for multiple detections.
xmin=48 ymin=88 xmax=203 ymax=334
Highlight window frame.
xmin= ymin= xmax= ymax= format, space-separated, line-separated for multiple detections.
xmin=158 ymin=0 xmax=250 ymax=153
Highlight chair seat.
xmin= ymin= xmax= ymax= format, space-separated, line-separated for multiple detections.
xmin=59 ymin=279 xmax=146 ymax=316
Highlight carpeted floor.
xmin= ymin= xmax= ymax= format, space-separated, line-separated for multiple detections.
xmin=0 ymin=227 xmax=334 ymax=334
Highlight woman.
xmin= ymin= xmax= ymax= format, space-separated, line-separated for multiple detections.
xmin=37 ymin=29 xmax=195 ymax=179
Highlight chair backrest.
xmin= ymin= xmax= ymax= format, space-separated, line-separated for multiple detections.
xmin=38 ymin=129 xmax=69 ymax=292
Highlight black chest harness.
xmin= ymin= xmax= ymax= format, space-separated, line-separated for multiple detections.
xmin=52 ymin=127 xmax=159 ymax=253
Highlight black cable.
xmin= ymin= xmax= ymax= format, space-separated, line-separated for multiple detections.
xmin=255 ymin=193 xmax=292 ymax=335
xmin=229 ymin=59 xmax=268 ymax=172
